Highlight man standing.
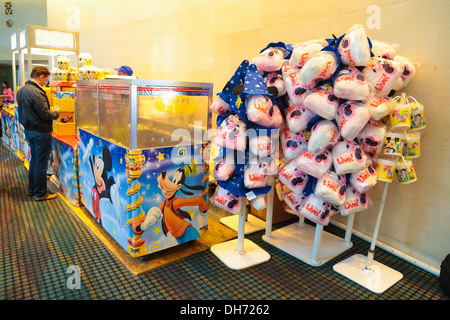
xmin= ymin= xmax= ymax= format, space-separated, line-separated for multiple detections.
xmin=17 ymin=67 xmax=60 ymax=201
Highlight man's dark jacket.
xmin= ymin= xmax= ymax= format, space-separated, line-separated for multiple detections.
xmin=17 ymin=80 xmax=59 ymax=132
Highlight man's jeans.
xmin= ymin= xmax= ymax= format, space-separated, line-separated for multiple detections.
xmin=24 ymin=130 xmax=52 ymax=197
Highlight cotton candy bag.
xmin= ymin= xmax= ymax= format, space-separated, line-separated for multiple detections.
xmin=357 ymin=122 xmax=387 ymax=158
xmin=364 ymin=94 xmax=391 ymax=121
xmin=250 ymin=193 xmax=268 ymax=211
xmin=213 ymin=114 xmax=247 ymax=151
xmin=246 ymin=95 xmax=283 ymax=128
xmin=284 ymin=191 xmax=307 ymax=214
xmin=213 ymin=151 xmax=235 ymax=181
xmin=350 ymin=165 xmax=377 ymax=193
xmin=290 ymin=39 xmax=327 ymax=72
xmin=280 ymin=128 xmax=309 ymax=160
xmin=248 ymin=129 xmax=278 ymax=158
xmin=265 ymin=72 xmax=286 ymax=98
xmin=362 ymin=57 xmax=404 ymax=95
xmin=294 ymin=150 xmax=332 ymax=178
xmin=338 ymin=24 xmax=371 ymax=67
xmin=300 ymin=194 xmax=333 ymax=226
xmin=285 ymin=102 xmax=316 ymax=133
xmin=298 ymin=50 xmax=339 ymax=89
xmin=282 ymin=62 xmax=307 ymax=107
xmin=278 ymin=160 xmax=309 ymax=194
xmin=244 ymin=156 xmax=277 ymax=189
xmin=333 ymin=66 xmax=371 ymax=101
xmin=332 ymin=140 xmax=368 ymax=175
xmin=336 ymin=101 xmax=372 ymax=141
xmin=371 ymin=40 xmax=397 ymax=60
xmin=314 ymin=170 xmax=347 ymax=206
xmin=308 ymin=120 xmax=340 ymax=154
xmin=339 ymin=185 xmax=370 ymax=216
xmin=211 ymin=186 xmax=246 ymax=214
xmin=303 ymin=86 xmax=339 ymax=120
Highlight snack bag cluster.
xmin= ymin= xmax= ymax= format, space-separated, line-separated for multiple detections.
xmin=210 ymin=25 xmax=423 ymax=222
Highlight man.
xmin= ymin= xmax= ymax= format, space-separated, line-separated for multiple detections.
xmin=17 ymin=66 xmax=60 ymax=201
xmin=114 ymin=65 xmax=133 ymax=76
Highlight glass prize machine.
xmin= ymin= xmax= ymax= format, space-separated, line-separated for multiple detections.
xmin=17 ymin=25 xmax=81 ymax=206
xmin=76 ymin=79 xmax=213 ymax=258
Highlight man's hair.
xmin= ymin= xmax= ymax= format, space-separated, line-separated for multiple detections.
xmin=30 ymin=66 xmax=51 ymax=79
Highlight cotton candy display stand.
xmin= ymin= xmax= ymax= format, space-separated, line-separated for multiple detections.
xmin=333 ymin=93 xmax=425 ymax=293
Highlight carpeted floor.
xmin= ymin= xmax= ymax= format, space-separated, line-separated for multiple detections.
xmin=0 ymin=143 xmax=448 ymax=302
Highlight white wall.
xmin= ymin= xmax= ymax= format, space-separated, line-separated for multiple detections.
xmin=45 ymin=0 xmax=450 ymax=271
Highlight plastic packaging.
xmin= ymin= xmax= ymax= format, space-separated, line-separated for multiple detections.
xmin=373 ymin=157 xmax=397 ymax=182
xmin=336 ymin=101 xmax=372 ymax=141
xmin=284 ymin=191 xmax=307 ymax=214
xmin=294 ymin=150 xmax=332 ymax=179
xmin=298 ymin=50 xmax=339 ymax=89
xmin=213 ymin=151 xmax=236 ymax=181
xmin=364 ymin=93 xmax=391 ymax=121
xmin=253 ymin=46 xmax=285 ymax=73
xmin=350 ymin=165 xmax=378 ymax=193
xmin=244 ymin=156 xmax=277 ymax=189
xmin=333 ymin=66 xmax=371 ymax=101
xmin=211 ymin=96 xmax=230 ymax=115
xmin=307 ymin=120 xmax=340 ymax=154
xmin=282 ymin=62 xmax=307 ymax=107
xmin=303 ymin=85 xmax=339 ymax=120
xmin=280 ymin=128 xmax=309 ymax=160
xmin=389 ymin=94 xmax=411 ymax=129
xmin=357 ymin=122 xmax=387 ymax=158
xmin=211 ymin=186 xmax=245 ymax=214
xmin=362 ymin=57 xmax=404 ymax=95
xmin=300 ymin=194 xmax=333 ymax=226
xmin=409 ymin=97 xmax=426 ymax=131
xmin=403 ymin=132 xmax=421 ymax=159
xmin=246 ymin=95 xmax=283 ymax=128
xmin=284 ymin=103 xmax=316 ymax=133
xmin=332 ymin=140 xmax=368 ymax=175
xmin=265 ymin=72 xmax=286 ymax=98
xmin=370 ymin=40 xmax=398 ymax=60
xmin=290 ymin=39 xmax=327 ymax=72
xmin=338 ymin=24 xmax=372 ymax=67
xmin=278 ymin=160 xmax=309 ymax=194
xmin=213 ymin=114 xmax=247 ymax=151
xmin=339 ymin=185 xmax=370 ymax=216
xmin=314 ymin=171 xmax=347 ymax=206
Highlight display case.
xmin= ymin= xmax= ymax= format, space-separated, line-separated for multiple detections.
xmin=76 ymin=79 xmax=213 ymax=258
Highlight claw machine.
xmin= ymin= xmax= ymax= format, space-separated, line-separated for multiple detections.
xmin=76 ymin=79 xmax=213 ymax=258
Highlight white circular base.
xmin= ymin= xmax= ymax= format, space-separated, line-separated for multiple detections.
xmin=333 ymin=254 xmax=403 ymax=294
xmin=220 ymin=214 xmax=266 ymax=234
xmin=211 ymin=239 xmax=270 ymax=270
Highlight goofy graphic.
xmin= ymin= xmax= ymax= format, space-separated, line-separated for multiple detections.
xmin=132 ymin=167 xmax=208 ymax=244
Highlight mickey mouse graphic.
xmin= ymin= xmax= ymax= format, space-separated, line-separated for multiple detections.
xmin=83 ymin=138 xmax=122 ymax=227
xmin=132 ymin=167 xmax=208 ymax=244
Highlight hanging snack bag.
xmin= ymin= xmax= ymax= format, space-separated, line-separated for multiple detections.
xmin=362 ymin=57 xmax=404 ymax=95
xmin=370 ymin=40 xmax=398 ymax=60
xmin=340 ymin=185 xmax=370 ymax=216
xmin=250 ymin=193 xmax=268 ymax=211
xmin=336 ymin=101 xmax=372 ymax=141
xmin=332 ymin=140 xmax=368 ymax=175
xmin=211 ymin=96 xmax=230 ymax=115
xmin=303 ymin=85 xmax=340 ymax=120
xmin=357 ymin=122 xmax=387 ymax=158
xmin=244 ymin=156 xmax=277 ymax=189
xmin=213 ymin=114 xmax=247 ymax=151
xmin=213 ymin=151 xmax=236 ymax=181
xmin=278 ymin=160 xmax=309 ymax=194
xmin=284 ymin=191 xmax=308 ymax=215
xmin=253 ymin=46 xmax=286 ymax=73
xmin=338 ymin=24 xmax=372 ymax=67
xmin=298 ymin=50 xmax=339 ymax=89
xmin=290 ymin=39 xmax=328 ymax=72
xmin=364 ymin=93 xmax=391 ymax=121
xmin=248 ymin=129 xmax=277 ymax=158
xmin=246 ymin=94 xmax=283 ymax=128
xmin=350 ymin=165 xmax=378 ymax=193
xmin=280 ymin=128 xmax=309 ymax=160
xmin=285 ymin=103 xmax=317 ymax=133
xmin=389 ymin=94 xmax=411 ymax=129
xmin=314 ymin=170 xmax=347 ymax=206
xmin=282 ymin=62 xmax=308 ymax=107
xmin=333 ymin=66 xmax=371 ymax=101
xmin=308 ymin=120 xmax=340 ymax=154
xmin=294 ymin=149 xmax=332 ymax=179
xmin=300 ymin=194 xmax=333 ymax=226
xmin=211 ymin=186 xmax=245 ymax=214
xmin=265 ymin=72 xmax=286 ymax=98
xmin=393 ymin=55 xmax=418 ymax=90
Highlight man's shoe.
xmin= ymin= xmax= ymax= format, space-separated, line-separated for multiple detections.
xmin=34 ymin=193 xmax=57 ymax=201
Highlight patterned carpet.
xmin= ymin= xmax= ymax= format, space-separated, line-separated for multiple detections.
xmin=0 ymin=143 xmax=448 ymax=303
